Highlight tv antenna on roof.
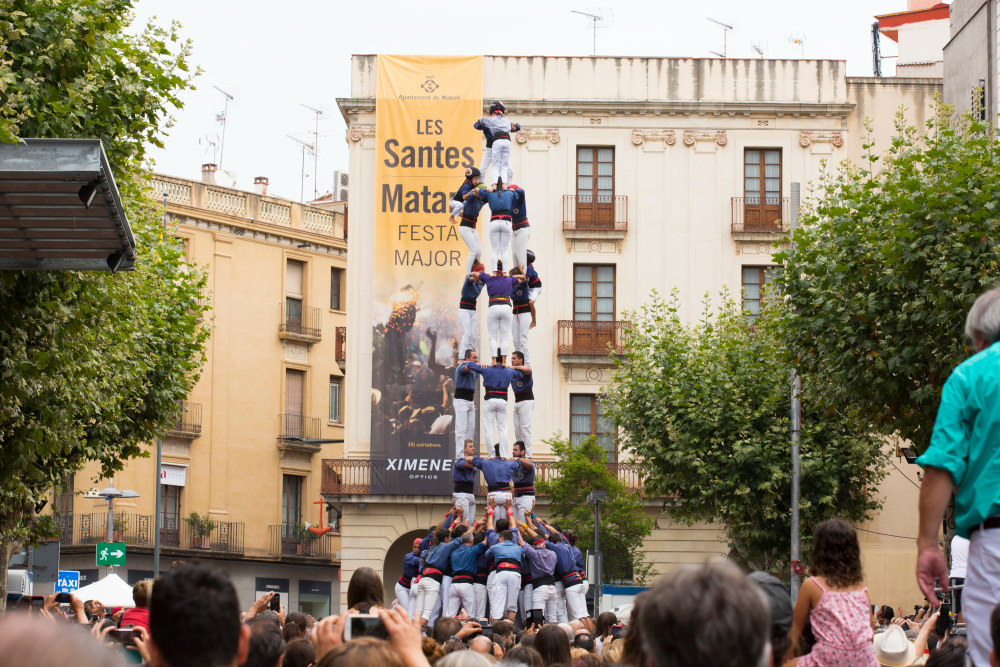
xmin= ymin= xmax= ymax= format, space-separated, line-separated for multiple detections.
xmin=787 ymin=31 xmax=806 ymax=58
xmin=571 ymin=7 xmax=614 ymax=56
xmin=212 ymin=86 xmax=234 ymax=170
xmin=751 ymin=41 xmax=768 ymax=59
xmin=707 ymin=17 xmax=733 ymax=58
xmin=301 ymin=104 xmax=325 ymax=200
xmin=199 ymin=134 xmax=220 ymax=165
xmin=287 ymin=135 xmax=315 ymax=204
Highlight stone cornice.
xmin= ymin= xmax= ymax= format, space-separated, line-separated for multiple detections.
xmin=336 ymin=97 xmax=857 ymax=121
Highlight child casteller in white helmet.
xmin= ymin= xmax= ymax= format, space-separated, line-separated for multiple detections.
xmin=474 ymin=101 xmax=520 ymax=188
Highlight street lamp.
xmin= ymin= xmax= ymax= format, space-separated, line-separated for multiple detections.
xmin=586 ymin=490 xmax=608 ymax=616
xmin=98 ymin=484 xmax=138 ymax=575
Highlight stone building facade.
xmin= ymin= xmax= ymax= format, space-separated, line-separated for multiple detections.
xmin=329 ymin=55 xmax=940 ymax=611
xmin=56 ymin=171 xmax=347 ymax=616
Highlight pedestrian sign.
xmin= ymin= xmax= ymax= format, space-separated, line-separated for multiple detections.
xmin=96 ymin=542 xmax=126 ymax=566
xmin=56 ymin=570 xmax=80 ymax=593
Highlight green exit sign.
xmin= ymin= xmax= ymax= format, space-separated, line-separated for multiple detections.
xmin=96 ymin=542 xmax=126 ymax=566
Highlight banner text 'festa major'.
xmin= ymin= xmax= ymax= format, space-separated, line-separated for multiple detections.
xmin=370 ymin=55 xmax=483 ymax=494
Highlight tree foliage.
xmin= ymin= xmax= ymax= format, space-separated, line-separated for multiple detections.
xmin=602 ymin=291 xmax=887 ymax=574
xmin=537 ymin=435 xmax=657 ymax=585
xmin=775 ymin=108 xmax=1000 ymax=452
xmin=0 ymin=0 xmax=205 ymax=607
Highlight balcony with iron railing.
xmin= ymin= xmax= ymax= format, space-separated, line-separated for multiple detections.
xmin=277 ymin=414 xmax=323 ymax=454
xmin=321 ymin=459 xmax=645 ymax=497
xmin=731 ymin=197 xmax=791 ymax=240
xmin=557 ymin=320 xmax=628 ymax=363
xmin=57 ymin=513 xmax=245 ymax=555
xmin=278 ymin=302 xmax=322 ymax=343
xmin=562 ymin=195 xmax=628 ymax=233
xmin=336 ymin=327 xmax=347 ymax=371
xmin=269 ymin=525 xmax=337 ymax=560
xmin=166 ymin=400 xmax=202 ymax=439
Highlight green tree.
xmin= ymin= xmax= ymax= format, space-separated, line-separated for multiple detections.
xmin=0 ymin=1 xmax=205 ymax=608
xmin=775 ymin=108 xmax=1000 ymax=452
xmin=601 ymin=291 xmax=887 ymax=574
xmin=536 ymin=435 xmax=657 ymax=585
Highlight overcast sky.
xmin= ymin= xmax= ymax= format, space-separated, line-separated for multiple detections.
xmin=131 ymin=0 xmax=907 ymax=202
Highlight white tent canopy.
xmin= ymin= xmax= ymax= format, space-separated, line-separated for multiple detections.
xmin=72 ymin=572 xmax=135 ymax=609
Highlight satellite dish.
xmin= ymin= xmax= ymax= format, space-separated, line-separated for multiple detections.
xmin=215 ymin=170 xmax=236 ymax=189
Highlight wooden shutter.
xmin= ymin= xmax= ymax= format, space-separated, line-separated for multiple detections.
xmin=744 ymin=149 xmax=782 ymax=230
xmin=286 ymin=260 xmax=304 ymax=298
xmin=576 ymin=147 xmax=615 ymax=229
xmin=330 ymin=268 xmax=342 ymax=310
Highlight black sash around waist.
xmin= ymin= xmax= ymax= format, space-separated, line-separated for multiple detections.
xmin=493 ymin=132 xmax=510 ymax=141
xmin=533 ymin=574 xmax=555 ymax=587
xmin=485 ymin=388 xmax=507 ymax=401
xmin=514 ymin=389 xmax=534 ymax=402
xmin=455 ymin=387 xmax=474 ymax=401
xmin=454 ymin=482 xmax=474 ymax=494
xmin=460 ymin=298 xmax=477 ymax=311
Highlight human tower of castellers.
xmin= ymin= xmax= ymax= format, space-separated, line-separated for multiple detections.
xmin=393 ymin=101 xmax=594 ymax=633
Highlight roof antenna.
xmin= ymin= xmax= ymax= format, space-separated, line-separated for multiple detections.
xmin=287 ymin=135 xmax=315 ymax=204
xmin=199 ymin=134 xmax=220 ymax=165
xmin=301 ymin=105 xmax=324 ymax=201
xmin=212 ymin=86 xmax=234 ymax=170
xmin=707 ymin=18 xmax=733 ymax=58
xmin=571 ymin=7 xmax=614 ymax=56
xmin=751 ymin=41 xmax=767 ymax=60
xmin=787 ymin=31 xmax=807 ymax=58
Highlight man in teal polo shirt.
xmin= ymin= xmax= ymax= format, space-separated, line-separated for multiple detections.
xmin=917 ymin=288 xmax=1000 ymax=667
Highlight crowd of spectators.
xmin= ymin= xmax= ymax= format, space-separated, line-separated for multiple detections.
xmin=1 ymin=533 xmax=995 ymax=667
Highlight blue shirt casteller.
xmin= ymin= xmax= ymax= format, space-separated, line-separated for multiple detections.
xmin=450 ymin=542 xmax=488 ymax=578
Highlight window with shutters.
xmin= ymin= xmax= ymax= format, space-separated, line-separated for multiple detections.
xmin=576 ymin=147 xmax=615 ymax=227
xmin=570 ymin=394 xmax=616 ymax=462
xmin=286 ymin=259 xmax=304 ymax=327
xmin=329 ymin=377 xmax=342 ymax=424
xmin=282 ymin=475 xmax=303 ymax=527
xmin=330 ymin=268 xmax=344 ymax=311
xmin=159 ymin=485 xmax=181 ymax=547
xmin=284 ymin=369 xmax=305 ymax=437
xmin=743 ymin=149 xmax=782 ymax=230
xmin=742 ymin=266 xmax=776 ymax=319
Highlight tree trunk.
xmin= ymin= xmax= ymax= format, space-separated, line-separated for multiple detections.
xmin=0 ymin=538 xmax=24 ymax=613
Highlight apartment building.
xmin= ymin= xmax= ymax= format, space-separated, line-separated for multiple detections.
xmin=325 ymin=55 xmax=943 ymax=612
xmin=55 ymin=168 xmax=348 ymax=616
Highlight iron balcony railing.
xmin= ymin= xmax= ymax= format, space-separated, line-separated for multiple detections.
xmin=178 ymin=519 xmax=245 ymax=553
xmin=322 ymin=459 xmax=645 ymax=496
xmin=269 ymin=525 xmax=337 ymax=559
xmin=167 ymin=400 xmax=202 ymax=438
xmin=557 ymin=320 xmax=628 ymax=356
xmin=336 ymin=327 xmax=347 ymax=361
xmin=562 ymin=195 xmax=628 ymax=232
xmin=279 ymin=414 xmax=322 ymax=441
xmin=61 ymin=513 xmax=153 ymax=546
xmin=731 ymin=197 xmax=791 ymax=234
xmin=278 ymin=302 xmax=322 ymax=339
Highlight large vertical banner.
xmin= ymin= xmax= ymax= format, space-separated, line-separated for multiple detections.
xmin=370 ymin=55 xmax=483 ymax=494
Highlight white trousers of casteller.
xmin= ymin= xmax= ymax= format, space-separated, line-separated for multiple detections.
xmin=533 ymin=584 xmax=561 ymax=623
xmin=512 ymin=226 xmax=530 ymax=271
xmin=473 ymin=583 xmax=488 ymax=619
xmin=513 ymin=399 xmax=534 ymax=458
xmin=553 ymin=581 xmax=569 ymax=623
xmin=490 ymin=139 xmax=513 ymax=187
xmin=483 ymin=398 xmax=509 ymax=460
xmin=428 ymin=575 xmax=451 ymax=625
xmin=511 ymin=312 xmax=532 ymax=367
xmin=458 ymin=310 xmax=477 ymax=360
xmin=488 ymin=570 xmax=521 ymax=621
xmin=454 ymin=397 xmax=476 ymax=458
xmin=394 ymin=582 xmax=414 ymax=617
xmin=513 ymin=494 xmax=535 ymax=525
xmin=520 ymin=582 xmax=536 ymax=614
xmin=459 ymin=225 xmax=482 ymax=274
xmin=564 ymin=582 xmax=588 ymax=620
xmin=416 ymin=577 xmax=441 ymax=621
xmin=480 ymin=143 xmax=514 ymax=186
xmin=453 ymin=492 xmax=476 ymax=524
xmin=487 ymin=304 xmax=512 ymax=359
xmin=489 ymin=219 xmax=511 ymax=272
xmin=448 ymin=582 xmax=476 ymax=617
xmin=487 ymin=490 xmax=513 ymax=522
xmin=449 ymin=200 xmax=464 ymax=218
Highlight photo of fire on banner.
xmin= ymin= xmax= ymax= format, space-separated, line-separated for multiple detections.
xmin=369 ymin=55 xmax=483 ymax=495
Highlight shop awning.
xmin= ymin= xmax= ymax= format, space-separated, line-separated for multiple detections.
xmin=0 ymin=138 xmax=135 ymax=271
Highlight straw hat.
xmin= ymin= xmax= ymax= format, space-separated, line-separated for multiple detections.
xmin=873 ymin=625 xmax=917 ymax=666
